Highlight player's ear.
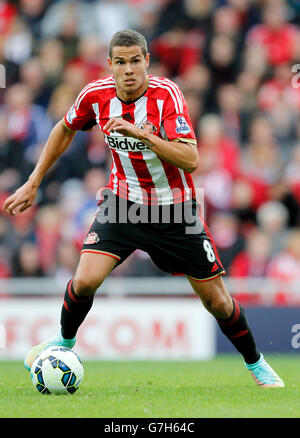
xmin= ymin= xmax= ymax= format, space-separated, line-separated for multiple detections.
xmin=145 ymin=53 xmax=150 ymax=68
xmin=107 ymin=57 xmax=113 ymax=70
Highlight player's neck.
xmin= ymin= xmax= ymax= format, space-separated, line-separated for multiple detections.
xmin=116 ymin=76 xmax=149 ymax=104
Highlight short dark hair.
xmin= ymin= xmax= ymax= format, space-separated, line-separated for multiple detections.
xmin=109 ymin=29 xmax=148 ymax=58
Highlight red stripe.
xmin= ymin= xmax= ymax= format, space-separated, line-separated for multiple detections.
xmin=80 ymin=250 xmax=120 ymax=261
xmin=67 ymin=279 xmax=81 ymax=303
xmin=232 ymin=298 xmax=241 ymax=324
xmin=218 ymin=298 xmax=240 ymax=326
xmin=128 ymin=151 xmax=159 ymax=204
xmin=67 ymin=279 xmax=94 ymax=303
xmin=99 ymin=89 xmax=116 ymax=131
xmin=63 ymin=300 xmax=71 ymax=312
xmin=160 ymin=161 xmax=186 ymax=203
xmin=188 ymin=271 xmax=225 ymax=282
xmin=147 ymin=96 xmax=161 ymax=131
xmin=184 ymin=172 xmax=196 ymax=199
xmin=230 ymin=330 xmax=249 ymax=339
xmin=121 ymin=101 xmax=158 ymax=205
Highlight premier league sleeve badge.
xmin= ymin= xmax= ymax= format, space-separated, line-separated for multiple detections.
xmin=175 ymin=116 xmax=191 ymax=135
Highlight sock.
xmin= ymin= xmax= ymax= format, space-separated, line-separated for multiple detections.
xmin=60 ymin=279 xmax=94 ymax=339
xmin=57 ymin=331 xmax=76 ymax=347
xmin=217 ymin=298 xmax=260 ymax=364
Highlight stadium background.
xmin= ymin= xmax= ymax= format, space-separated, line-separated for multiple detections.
xmin=0 ymin=0 xmax=300 ymax=359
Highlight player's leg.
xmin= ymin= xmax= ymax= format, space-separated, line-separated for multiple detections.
xmin=24 ymin=252 xmax=118 ymax=370
xmin=60 ymin=251 xmax=119 ymax=340
xmin=187 ymin=274 xmax=260 ymax=362
xmin=187 ymin=274 xmax=284 ymax=387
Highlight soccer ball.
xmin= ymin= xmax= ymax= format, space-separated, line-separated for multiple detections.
xmin=30 ymin=346 xmax=84 ymax=394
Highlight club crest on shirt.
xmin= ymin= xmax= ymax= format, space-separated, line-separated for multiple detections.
xmin=66 ymin=105 xmax=77 ymax=124
xmin=175 ymin=116 xmax=191 ymax=135
xmin=83 ymin=232 xmax=100 ymax=245
xmin=140 ymin=120 xmax=158 ymax=134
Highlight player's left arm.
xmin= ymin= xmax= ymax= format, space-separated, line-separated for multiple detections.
xmin=103 ymin=118 xmax=199 ymax=173
xmin=141 ymin=134 xmax=198 ymax=174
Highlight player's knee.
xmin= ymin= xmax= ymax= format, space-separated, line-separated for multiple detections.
xmin=204 ymin=294 xmax=232 ymax=319
xmin=73 ymin=275 xmax=103 ymax=297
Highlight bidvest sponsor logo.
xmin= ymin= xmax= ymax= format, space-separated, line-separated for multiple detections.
xmin=106 ymin=135 xmax=150 ymax=151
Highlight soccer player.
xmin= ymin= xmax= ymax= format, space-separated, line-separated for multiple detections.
xmin=3 ymin=30 xmax=284 ymax=387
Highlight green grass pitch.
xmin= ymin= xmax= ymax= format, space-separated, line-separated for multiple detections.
xmin=0 ymin=355 xmax=299 ymax=418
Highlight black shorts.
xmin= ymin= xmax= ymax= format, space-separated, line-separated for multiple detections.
xmin=81 ymin=191 xmax=225 ymax=281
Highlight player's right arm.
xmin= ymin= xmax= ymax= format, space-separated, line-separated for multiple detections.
xmin=2 ymin=119 xmax=76 ymax=216
xmin=3 ymin=78 xmax=98 ymax=216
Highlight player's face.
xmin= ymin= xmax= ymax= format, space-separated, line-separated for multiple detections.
xmin=108 ymin=45 xmax=150 ymax=102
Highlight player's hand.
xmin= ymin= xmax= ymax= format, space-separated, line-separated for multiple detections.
xmin=103 ymin=118 xmax=142 ymax=139
xmin=2 ymin=181 xmax=38 ymax=216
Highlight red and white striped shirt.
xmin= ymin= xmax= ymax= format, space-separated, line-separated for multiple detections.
xmin=64 ymin=75 xmax=197 ymax=205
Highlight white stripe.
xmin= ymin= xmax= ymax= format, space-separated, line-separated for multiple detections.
xmin=75 ymin=77 xmax=114 ymax=106
xmin=108 ymin=97 xmax=125 ymax=196
xmin=133 ymin=96 xmax=147 ymax=127
xmin=149 ymin=78 xmax=183 ymax=113
xmin=150 ymin=77 xmax=183 ymax=112
xmin=108 ymin=97 xmax=144 ymax=203
xmin=92 ymin=102 xmax=100 ymax=124
xmin=148 ymin=84 xmax=179 ymax=114
xmin=110 ymin=152 xmax=119 ymax=194
xmin=76 ymin=84 xmax=115 ymax=110
xmin=117 ymin=152 xmax=144 ymax=203
xmin=150 ymin=78 xmax=183 ymax=112
xmin=109 ymin=97 xmax=123 ymax=195
xmin=144 ymin=155 xmax=174 ymax=204
xmin=150 ymin=79 xmax=183 ymax=113
xmin=108 ymin=96 xmax=123 ymax=137
xmin=157 ymin=99 xmax=163 ymax=126
xmin=109 ymin=96 xmax=122 ymax=118
xmin=75 ymin=76 xmax=114 ymax=107
xmin=158 ymin=77 xmax=183 ymax=106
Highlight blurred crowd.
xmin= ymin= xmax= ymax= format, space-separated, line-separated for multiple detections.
xmin=0 ymin=0 xmax=300 ymax=295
